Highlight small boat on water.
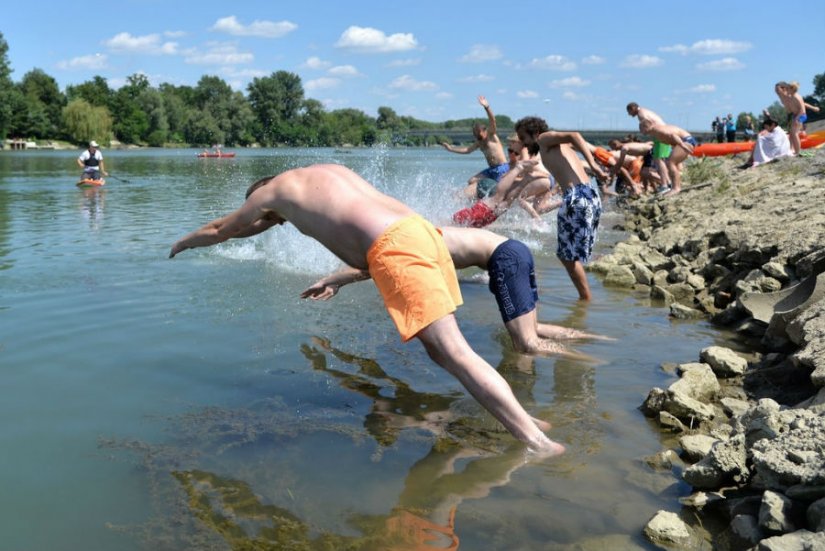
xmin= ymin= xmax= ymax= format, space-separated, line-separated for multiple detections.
xmin=77 ymin=178 xmax=105 ymax=188
xmin=196 ymin=151 xmax=236 ymax=158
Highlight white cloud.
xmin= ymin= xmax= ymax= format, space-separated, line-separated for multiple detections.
xmin=620 ymin=54 xmax=663 ymax=68
xmin=335 ymin=26 xmax=418 ymax=53
xmin=660 ymin=39 xmax=752 ymax=55
xmin=562 ymin=91 xmax=579 ymax=100
xmin=328 ymin=65 xmax=361 ymax=77
xmin=164 ymin=30 xmax=186 ymax=38
xmin=697 ymin=57 xmax=745 ymax=71
xmin=549 ymin=76 xmax=590 ymax=88
xmin=303 ymin=57 xmax=331 ymax=70
xmin=104 ymin=32 xmax=178 ymax=55
xmin=517 ymin=90 xmax=539 ymax=98
xmin=690 ymin=84 xmax=716 ymax=93
xmin=221 ymin=67 xmax=268 ymax=79
xmin=457 ymin=74 xmax=494 ymax=83
xmin=184 ymin=43 xmax=253 ymax=65
xmin=211 ymin=16 xmax=297 ymax=38
xmin=305 ymin=77 xmax=341 ymax=91
xmin=388 ymin=74 xmax=438 ymax=91
xmin=57 ymin=53 xmax=107 ymax=70
xmin=582 ymin=55 xmax=606 ymax=65
xmin=458 ymin=44 xmax=503 ymax=63
xmin=386 ymin=58 xmax=421 ymax=67
xmin=528 ymin=55 xmax=576 ymax=71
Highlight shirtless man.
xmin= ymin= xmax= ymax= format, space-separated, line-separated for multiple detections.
xmin=504 ymin=135 xmax=560 ymax=221
xmin=303 ymin=226 xmax=609 ymax=357
xmin=169 ymin=164 xmax=564 ymax=456
xmin=638 ymin=120 xmax=696 ymax=196
xmin=609 ymin=139 xmax=654 ymax=195
xmin=514 ymin=116 xmax=608 ymax=301
xmin=442 ymin=96 xmax=509 ymax=198
xmin=774 ymin=81 xmax=821 ymax=155
xmin=626 ymin=102 xmax=671 ymax=192
xmin=451 ymin=159 xmax=551 ymax=228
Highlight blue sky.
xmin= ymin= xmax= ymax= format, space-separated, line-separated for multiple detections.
xmin=4 ymin=1 xmax=823 ymax=131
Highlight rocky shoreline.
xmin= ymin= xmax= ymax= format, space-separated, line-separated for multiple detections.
xmin=588 ymin=147 xmax=825 ymax=550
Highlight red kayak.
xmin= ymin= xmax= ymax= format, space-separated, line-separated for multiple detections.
xmin=196 ymin=152 xmax=236 ymax=158
xmin=692 ymin=130 xmax=825 ymax=157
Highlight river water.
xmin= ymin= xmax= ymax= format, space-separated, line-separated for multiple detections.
xmin=0 ymin=147 xmax=736 ymax=550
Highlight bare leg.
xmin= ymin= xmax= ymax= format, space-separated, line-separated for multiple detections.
xmin=790 ymin=119 xmax=802 ymax=155
xmin=416 ymin=315 xmax=564 ymax=455
xmin=536 ymin=323 xmax=614 ymax=341
xmin=656 ymin=158 xmax=670 ymax=188
xmin=664 ymin=146 xmax=689 ymax=196
xmin=560 ymin=259 xmax=591 ymax=301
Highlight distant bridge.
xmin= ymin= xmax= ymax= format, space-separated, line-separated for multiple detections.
xmin=399 ymin=128 xmax=716 ymax=145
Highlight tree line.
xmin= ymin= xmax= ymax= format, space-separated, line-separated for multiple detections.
xmin=0 ymin=32 xmax=514 ymax=148
xmin=0 ymin=32 xmax=821 ymax=148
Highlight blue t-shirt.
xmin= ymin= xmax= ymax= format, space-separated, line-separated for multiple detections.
xmin=726 ymin=118 xmax=736 ymax=132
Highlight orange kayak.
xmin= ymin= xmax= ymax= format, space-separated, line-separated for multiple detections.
xmin=692 ymin=130 xmax=825 ymax=157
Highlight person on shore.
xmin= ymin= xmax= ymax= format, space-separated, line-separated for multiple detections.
xmin=302 ymin=226 xmax=610 ymax=358
xmin=742 ymin=115 xmax=755 ymax=142
xmin=725 ymin=114 xmax=737 ymax=143
xmin=169 ymin=163 xmax=565 ymax=456
xmin=773 ymin=81 xmax=821 ymax=155
xmin=627 ymin=102 xmax=671 ymax=192
xmin=739 ymin=117 xmax=792 ymax=168
xmin=638 ymin=120 xmax=696 ymax=197
xmin=442 ymin=96 xmax=509 ymax=199
xmin=76 ymin=140 xmax=108 ymax=181
xmin=607 ymin=139 xmax=645 ymax=196
xmin=514 ymin=116 xmax=607 ymax=301
xmin=714 ymin=116 xmax=725 ymax=143
xmin=451 ymin=159 xmax=550 ymax=228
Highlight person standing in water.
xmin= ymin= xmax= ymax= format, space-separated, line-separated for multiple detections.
xmin=442 ymin=96 xmax=509 ymax=199
xmin=169 ymin=163 xmax=565 ymax=456
xmin=514 ymin=116 xmax=607 ymax=301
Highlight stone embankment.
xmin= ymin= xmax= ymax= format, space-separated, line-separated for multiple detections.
xmin=589 ymin=149 xmax=825 ymax=550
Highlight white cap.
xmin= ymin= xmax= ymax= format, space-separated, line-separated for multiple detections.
xmin=89 ymin=141 xmax=99 ymax=148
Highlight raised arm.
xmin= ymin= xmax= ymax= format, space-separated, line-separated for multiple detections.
xmin=478 ymin=95 xmax=497 ymax=135
xmin=300 ymin=266 xmax=371 ymax=300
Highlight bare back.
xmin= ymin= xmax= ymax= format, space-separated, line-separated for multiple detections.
xmin=538 ymin=142 xmax=590 ymax=191
xmin=255 ymin=165 xmax=415 ymax=268
xmin=637 ymin=107 xmax=665 ymax=126
xmin=440 ymin=227 xmax=506 ymax=269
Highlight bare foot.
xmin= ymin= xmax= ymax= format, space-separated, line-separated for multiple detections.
xmin=531 ymin=416 xmax=552 ymax=431
xmin=526 ymin=439 xmax=566 ymax=458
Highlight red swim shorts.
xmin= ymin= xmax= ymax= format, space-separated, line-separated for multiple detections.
xmin=452 ymin=201 xmax=498 ymax=228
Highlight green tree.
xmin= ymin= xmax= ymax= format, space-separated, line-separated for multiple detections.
xmin=764 ymin=101 xmax=787 ymax=126
xmin=247 ymin=71 xmax=305 ymax=145
xmin=183 ymin=110 xmax=224 ymax=146
xmin=0 ymin=31 xmax=15 ymax=139
xmin=66 ymin=76 xmax=112 ymax=107
xmin=15 ymin=68 xmax=66 ymax=138
xmin=62 ymin=99 xmax=112 ymax=145
xmin=136 ymin=87 xmax=168 ymax=146
xmin=813 ymin=71 xmax=825 ymax=102
xmin=110 ymin=73 xmax=151 ymax=143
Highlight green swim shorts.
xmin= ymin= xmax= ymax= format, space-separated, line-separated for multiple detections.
xmin=652 ymin=140 xmax=672 ymax=159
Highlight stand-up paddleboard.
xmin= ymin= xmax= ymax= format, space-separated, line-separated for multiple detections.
xmin=77 ymin=178 xmax=105 ymax=188
xmin=196 ymin=152 xmax=236 ymax=158
xmin=692 ymin=130 xmax=825 ymax=157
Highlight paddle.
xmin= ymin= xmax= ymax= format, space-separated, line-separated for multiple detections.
xmin=107 ymin=173 xmax=130 ymax=183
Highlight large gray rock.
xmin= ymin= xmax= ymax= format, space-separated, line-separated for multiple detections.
xmin=789 ymin=298 xmax=825 ymax=387
xmin=759 ymin=490 xmax=796 ymax=535
xmin=663 ymin=390 xmax=715 ymax=425
xmin=806 ymin=497 xmax=825 ymax=532
xmin=642 ymin=510 xmax=693 ymax=549
xmin=679 ymin=434 xmax=718 ymax=462
xmin=603 ymin=264 xmax=637 ymax=288
xmin=757 ymin=529 xmax=825 ymax=550
xmin=683 ymin=434 xmax=749 ymax=489
xmin=700 ymin=346 xmax=748 ymax=377
xmin=671 ymin=363 xmax=720 ymax=402
xmin=750 ymin=411 xmax=825 ymax=491
xmin=726 ymin=514 xmax=763 ymax=550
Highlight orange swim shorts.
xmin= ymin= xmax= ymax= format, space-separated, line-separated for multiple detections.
xmin=630 ymin=157 xmax=643 ymax=183
xmin=367 ymin=215 xmax=463 ymax=342
xmin=593 ymin=147 xmax=613 ymax=167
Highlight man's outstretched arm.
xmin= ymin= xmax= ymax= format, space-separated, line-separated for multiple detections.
xmin=300 ymin=267 xmax=372 ymax=300
xmin=169 ymin=200 xmax=275 ymax=258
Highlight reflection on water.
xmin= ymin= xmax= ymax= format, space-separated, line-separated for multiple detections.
xmin=0 ymin=148 xmax=743 ymax=549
